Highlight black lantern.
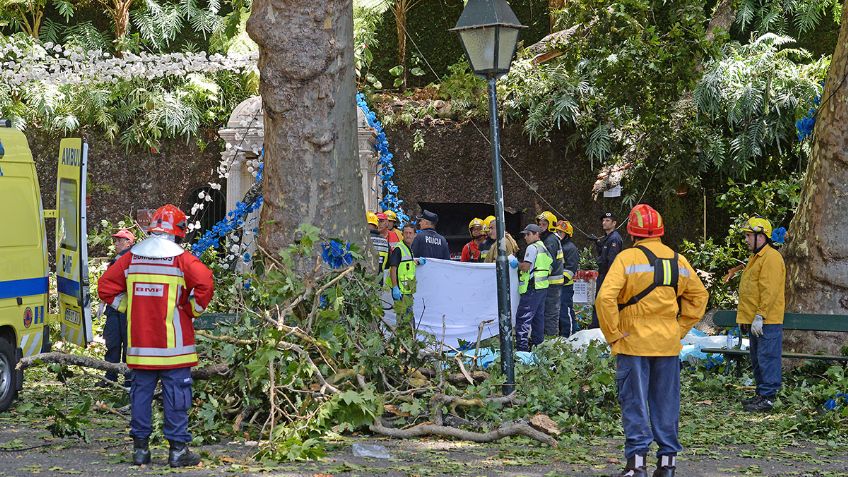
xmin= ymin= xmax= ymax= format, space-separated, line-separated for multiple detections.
xmin=450 ymin=0 xmax=526 ymax=78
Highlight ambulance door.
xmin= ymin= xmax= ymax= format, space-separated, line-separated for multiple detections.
xmin=55 ymin=139 xmax=92 ymax=346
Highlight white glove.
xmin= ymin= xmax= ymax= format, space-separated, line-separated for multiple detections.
xmin=751 ymin=314 xmax=764 ymax=337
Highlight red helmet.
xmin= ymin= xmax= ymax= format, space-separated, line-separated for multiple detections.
xmin=626 ymin=204 xmax=664 ymax=238
xmin=148 ymin=204 xmax=188 ymax=238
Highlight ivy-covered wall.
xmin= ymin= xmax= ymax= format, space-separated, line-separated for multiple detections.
xmin=385 ymin=120 xmax=729 ymax=253
xmin=30 ymin=129 xmax=224 ymax=257
xmin=371 ymin=0 xmax=551 ymax=87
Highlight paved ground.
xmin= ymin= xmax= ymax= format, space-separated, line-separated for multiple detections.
xmin=2 ymin=415 xmax=847 ymax=476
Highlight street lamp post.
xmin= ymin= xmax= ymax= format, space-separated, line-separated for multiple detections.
xmin=451 ymin=0 xmax=526 ymax=395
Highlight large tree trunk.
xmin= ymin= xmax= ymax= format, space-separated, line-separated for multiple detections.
xmin=246 ymin=0 xmax=369 ymax=255
xmin=782 ymin=0 xmax=848 ymax=356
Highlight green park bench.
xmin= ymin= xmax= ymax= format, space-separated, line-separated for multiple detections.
xmin=701 ymin=310 xmax=848 ymax=370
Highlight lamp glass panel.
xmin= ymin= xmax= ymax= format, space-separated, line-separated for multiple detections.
xmin=459 ymin=27 xmax=497 ymax=72
xmin=496 ymin=27 xmax=520 ymax=72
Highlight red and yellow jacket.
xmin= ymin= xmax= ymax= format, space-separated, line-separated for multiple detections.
xmin=98 ymin=251 xmax=214 ymax=370
xmin=595 ymin=238 xmax=708 ymax=357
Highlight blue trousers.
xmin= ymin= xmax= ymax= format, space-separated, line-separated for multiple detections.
xmin=559 ymin=284 xmax=578 ymax=337
xmin=103 ymin=308 xmax=128 ymax=382
xmin=543 ymin=284 xmax=561 ymax=336
xmin=749 ymin=324 xmax=783 ymax=397
xmin=515 ymin=288 xmax=547 ymax=352
xmin=616 ymin=355 xmax=682 ymax=459
xmin=130 ymin=367 xmax=193 ymax=443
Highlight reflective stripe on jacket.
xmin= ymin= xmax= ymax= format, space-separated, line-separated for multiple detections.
xmin=395 ymin=242 xmax=417 ymax=295
xmin=737 ymin=244 xmax=785 ymax=324
xmin=595 ymin=237 xmax=708 ymax=357
xmin=519 ymin=241 xmax=553 ymax=294
xmin=542 ymin=232 xmax=565 ymax=285
xmin=98 ymin=251 xmax=214 ymax=369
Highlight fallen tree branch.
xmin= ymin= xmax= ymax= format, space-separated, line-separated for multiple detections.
xmin=419 ymin=368 xmax=489 ymax=385
xmin=17 ymin=352 xmax=229 ymax=379
xmin=368 ymin=420 xmax=557 ymax=447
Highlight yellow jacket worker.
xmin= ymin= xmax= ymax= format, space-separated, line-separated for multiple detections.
xmin=735 ymin=216 xmax=785 ymax=413
xmin=596 ymin=204 xmax=708 ymax=477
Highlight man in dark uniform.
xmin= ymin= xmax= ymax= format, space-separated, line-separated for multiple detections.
xmin=556 ymin=220 xmax=580 ymax=337
xmin=100 ymin=228 xmax=135 ymax=388
xmin=590 ymin=211 xmax=623 ymax=329
xmin=536 ymin=211 xmax=564 ymax=336
xmin=411 ymin=209 xmax=451 ymax=260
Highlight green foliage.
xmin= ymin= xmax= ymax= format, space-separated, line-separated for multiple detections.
xmin=46 ymin=395 xmax=92 ymax=442
xmin=715 ymin=175 xmax=803 ymax=230
xmin=680 ymin=236 xmax=747 ymax=308
xmin=578 ymin=246 xmax=597 ymax=270
xmin=734 ymin=0 xmax=842 ymax=36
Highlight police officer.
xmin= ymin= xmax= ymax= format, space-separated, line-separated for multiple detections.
xmin=555 ymin=220 xmax=580 ymax=337
xmin=411 ymin=209 xmax=450 ymax=260
xmin=537 ymin=211 xmax=564 ymax=336
xmin=515 ymin=224 xmax=552 ymax=352
xmin=596 ymin=204 xmax=707 ymax=477
xmin=591 ymin=211 xmax=623 ymax=329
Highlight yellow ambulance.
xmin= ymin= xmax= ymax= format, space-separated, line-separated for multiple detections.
xmin=0 ymin=120 xmax=91 ymax=411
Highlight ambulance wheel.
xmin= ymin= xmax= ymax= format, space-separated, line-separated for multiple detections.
xmin=0 ymin=337 xmax=17 ymax=412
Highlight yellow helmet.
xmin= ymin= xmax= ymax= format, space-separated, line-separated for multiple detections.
xmin=468 ymin=217 xmax=484 ymax=230
xmin=366 ymin=212 xmax=378 ymax=227
xmin=383 ymin=210 xmax=398 ymax=222
xmin=536 ymin=211 xmax=557 ymax=232
xmin=482 ymin=215 xmax=496 ymax=232
xmin=555 ymin=220 xmax=573 ymax=237
xmin=741 ymin=216 xmax=773 ymax=238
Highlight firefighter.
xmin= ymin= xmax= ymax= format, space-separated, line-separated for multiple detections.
xmin=515 ymin=224 xmax=552 ymax=351
xmin=736 ymin=216 xmax=785 ymax=413
xmin=537 ymin=211 xmax=564 ymax=336
xmin=479 ymin=215 xmax=496 ymax=260
xmin=482 ymin=216 xmax=519 ymax=263
xmin=100 ymin=228 xmax=136 ymax=387
xmin=555 ymin=220 xmax=580 ymax=337
xmin=367 ymin=212 xmax=390 ymax=271
xmin=383 ymin=210 xmax=401 ymax=248
xmin=98 ymin=204 xmax=214 ymax=468
xmin=595 ymin=204 xmax=707 ymax=477
xmin=461 ymin=218 xmax=486 ymax=262
xmin=388 ymin=223 xmax=426 ymax=332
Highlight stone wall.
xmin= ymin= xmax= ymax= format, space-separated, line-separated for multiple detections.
xmin=385 ymin=120 xmax=728 ymax=253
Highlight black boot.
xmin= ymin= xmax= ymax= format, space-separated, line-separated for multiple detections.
xmin=615 ymin=455 xmax=648 ymax=477
xmin=132 ymin=437 xmax=151 ymax=466
xmin=653 ymin=455 xmax=676 ymax=477
xmin=168 ymin=440 xmax=201 ymax=468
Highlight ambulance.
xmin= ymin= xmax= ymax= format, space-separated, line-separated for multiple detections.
xmin=0 ymin=120 xmax=92 ymax=411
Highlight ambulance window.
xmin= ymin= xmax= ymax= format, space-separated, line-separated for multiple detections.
xmin=0 ymin=177 xmax=39 ymax=247
xmin=58 ymin=178 xmax=78 ymax=251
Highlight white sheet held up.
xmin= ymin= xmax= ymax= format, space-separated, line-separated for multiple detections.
xmin=382 ymin=258 xmax=520 ymax=346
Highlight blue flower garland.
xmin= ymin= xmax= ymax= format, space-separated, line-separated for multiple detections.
xmin=192 ymin=160 xmax=264 ymax=258
xmin=796 ymin=90 xmax=822 ymax=142
xmin=356 ymin=92 xmax=409 ymax=224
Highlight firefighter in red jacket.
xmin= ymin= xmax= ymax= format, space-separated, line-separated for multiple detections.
xmin=98 ymin=204 xmax=214 ymax=468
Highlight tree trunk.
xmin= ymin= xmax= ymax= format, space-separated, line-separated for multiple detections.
xmin=782 ymin=0 xmax=848 ymax=356
xmin=246 ymin=0 xmax=369 ymax=255
xmin=548 ymin=0 xmax=566 ymax=31
xmin=393 ymin=0 xmax=408 ymax=90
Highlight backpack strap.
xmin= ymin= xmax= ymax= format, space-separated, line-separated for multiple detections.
xmin=617 ymin=246 xmax=678 ymax=311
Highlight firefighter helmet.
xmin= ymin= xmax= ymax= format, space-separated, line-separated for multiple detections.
xmin=148 ymin=204 xmax=188 ymax=238
xmin=536 ymin=211 xmax=557 ymax=232
xmin=626 ymin=204 xmax=664 ymax=238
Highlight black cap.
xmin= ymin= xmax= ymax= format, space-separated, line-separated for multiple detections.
xmin=601 ymin=212 xmax=615 ymax=220
xmin=520 ymin=224 xmax=543 ymax=234
xmin=417 ymin=209 xmax=439 ymax=223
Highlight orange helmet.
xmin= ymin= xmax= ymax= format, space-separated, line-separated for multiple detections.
xmin=148 ymin=204 xmax=188 ymax=238
xmin=555 ymin=220 xmax=573 ymax=237
xmin=626 ymin=204 xmax=664 ymax=238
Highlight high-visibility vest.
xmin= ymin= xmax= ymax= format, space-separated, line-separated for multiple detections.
xmin=519 ymin=241 xmax=552 ymax=294
xmin=395 ymin=242 xmax=417 ymax=295
xmin=549 ymin=240 xmax=565 ymax=285
xmin=370 ymin=233 xmax=390 ymax=270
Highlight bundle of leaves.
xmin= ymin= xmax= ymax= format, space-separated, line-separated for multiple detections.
xmin=191 ymin=226 xmax=432 ymax=460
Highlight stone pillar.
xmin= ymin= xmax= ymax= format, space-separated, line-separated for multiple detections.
xmin=357 ymin=108 xmax=379 ymax=212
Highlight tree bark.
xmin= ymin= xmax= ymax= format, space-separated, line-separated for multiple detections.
xmin=246 ymin=0 xmax=368 ymax=255
xmin=18 ymin=352 xmax=230 ymax=379
xmin=783 ymin=0 xmax=848 ymax=356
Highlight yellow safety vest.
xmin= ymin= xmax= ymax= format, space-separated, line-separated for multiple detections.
xmin=384 ymin=242 xmax=416 ymax=294
xmin=519 ymin=242 xmax=552 ymax=294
